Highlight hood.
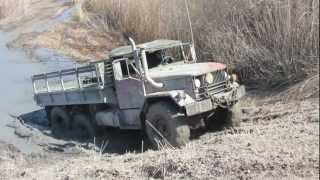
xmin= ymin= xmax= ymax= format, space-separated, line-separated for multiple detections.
xmin=149 ymin=62 xmax=226 ymax=78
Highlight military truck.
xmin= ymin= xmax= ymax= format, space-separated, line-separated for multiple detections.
xmin=32 ymin=38 xmax=245 ymax=147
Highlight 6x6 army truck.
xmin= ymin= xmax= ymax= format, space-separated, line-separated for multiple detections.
xmin=32 ymin=38 xmax=245 ymax=147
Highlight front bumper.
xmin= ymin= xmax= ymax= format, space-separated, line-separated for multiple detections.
xmin=185 ymin=85 xmax=246 ymax=116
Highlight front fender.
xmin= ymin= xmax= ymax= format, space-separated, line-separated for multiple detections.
xmin=145 ymin=91 xmax=195 ymax=107
xmin=139 ymin=91 xmax=194 ymax=131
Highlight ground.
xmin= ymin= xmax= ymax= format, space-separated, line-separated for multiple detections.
xmin=0 ymin=0 xmax=318 ymax=179
xmin=0 ymin=98 xmax=319 ymax=179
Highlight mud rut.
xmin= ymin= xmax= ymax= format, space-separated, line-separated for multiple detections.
xmin=1 ymin=97 xmax=317 ymax=179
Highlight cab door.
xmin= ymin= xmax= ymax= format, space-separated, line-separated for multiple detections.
xmin=112 ymin=59 xmax=145 ymax=109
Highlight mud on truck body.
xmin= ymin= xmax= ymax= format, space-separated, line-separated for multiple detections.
xmin=32 ymin=38 xmax=245 ymax=147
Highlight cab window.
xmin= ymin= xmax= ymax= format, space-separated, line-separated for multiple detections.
xmin=113 ymin=58 xmax=140 ymax=80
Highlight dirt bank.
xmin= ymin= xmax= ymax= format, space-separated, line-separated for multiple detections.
xmin=9 ymin=22 xmax=126 ymax=62
xmin=4 ymin=0 xmax=126 ymax=63
xmin=0 ymin=98 xmax=318 ymax=179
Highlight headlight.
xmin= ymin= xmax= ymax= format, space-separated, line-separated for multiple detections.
xmin=194 ymin=78 xmax=201 ymax=88
xmin=205 ymin=73 xmax=214 ymax=84
xmin=231 ymin=74 xmax=238 ymax=82
xmin=224 ymin=72 xmax=228 ymax=80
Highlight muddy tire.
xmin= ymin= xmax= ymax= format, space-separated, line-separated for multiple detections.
xmin=45 ymin=106 xmax=52 ymax=126
xmin=50 ymin=107 xmax=71 ymax=137
xmin=145 ymin=102 xmax=190 ymax=148
xmin=206 ymin=102 xmax=242 ymax=131
xmin=226 ymin=102 xmax=242 ymax=127
xmin=72 ymin=114 xmax=95 ymax=140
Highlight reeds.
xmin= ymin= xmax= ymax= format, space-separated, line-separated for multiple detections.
xmin=84 ymin=0 xmax=319 ymax=88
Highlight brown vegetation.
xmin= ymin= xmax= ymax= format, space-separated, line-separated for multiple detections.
xmin=84 ymin=0 xmax=319 ymax=88
xmin=9 ymin=23 xmax=126 ymax=62
xmin=1 ymin=98 xmax=319 ymax=179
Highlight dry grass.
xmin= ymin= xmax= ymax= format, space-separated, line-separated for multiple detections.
xmin=0 ymin=0 xmax=31 ymax=20
xmin=83 ymin=0 xmax=319 ymax=88
xmin=1 ymin=98 xmax=317 ymax=179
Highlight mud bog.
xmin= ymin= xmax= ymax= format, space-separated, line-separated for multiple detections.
xmin=0 ymin=98 xmax=318 ymax=179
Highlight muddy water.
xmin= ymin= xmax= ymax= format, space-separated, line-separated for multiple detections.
xmin=0 ymin=6 xmax=75 ymax=153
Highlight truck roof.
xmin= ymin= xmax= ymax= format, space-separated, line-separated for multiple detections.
xmin=110 ymin=39 xmax=183 ymax=58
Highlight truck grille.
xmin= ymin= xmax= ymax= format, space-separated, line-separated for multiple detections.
xmin=195 ymin=70 xmax=229 ymax=100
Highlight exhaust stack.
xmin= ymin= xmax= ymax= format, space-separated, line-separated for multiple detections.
xmin=128 ymin=38 xmax=164 ymax=89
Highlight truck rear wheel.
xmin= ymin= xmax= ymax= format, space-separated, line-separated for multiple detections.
xmin=206 ymin=102 xmax=242 ymax=131
xmin=145 ymin=102 xmax=190 ymax=148
xmin=50 ymin=107 xmax=71 ymax=137
xmin=72 ymin=114 xmax=95 ymax=140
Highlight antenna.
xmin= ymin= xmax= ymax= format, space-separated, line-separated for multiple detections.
xmin=184 ymin=0 xmax=197 ymax=61
xmin=184 ymin=0 xmax=195 ymax=46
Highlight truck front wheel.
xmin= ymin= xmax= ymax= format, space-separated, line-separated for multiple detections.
xmin=205 ymin=102 xmax=242 ymax=131
xmin=226 ymin=102 xmax=242 ymax=127
xmin=145 ymin=102 xmax=190 ymax=148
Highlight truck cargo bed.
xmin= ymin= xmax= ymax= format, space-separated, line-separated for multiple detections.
xmin=32 ymin=61 xmax=116 ymax=106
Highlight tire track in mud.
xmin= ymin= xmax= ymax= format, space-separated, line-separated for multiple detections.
xmin=241 ymin=97 xmax=319 ymax=122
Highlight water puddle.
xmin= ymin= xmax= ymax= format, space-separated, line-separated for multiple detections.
xmin=0 ymin=4 xmax=77 ymax=153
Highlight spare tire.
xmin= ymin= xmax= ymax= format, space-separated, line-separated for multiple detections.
xmin=50 ymin=107 xmax=71 ymax=137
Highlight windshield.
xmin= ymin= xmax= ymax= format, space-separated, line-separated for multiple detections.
xmin=146 ymin=44 xmax=195 ymax=69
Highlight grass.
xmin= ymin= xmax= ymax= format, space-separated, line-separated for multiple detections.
xmin=83 ymin=0 xmax=319 ymax=88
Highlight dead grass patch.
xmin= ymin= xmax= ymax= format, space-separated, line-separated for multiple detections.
xmin=8 ymin=22 xmax=126 ymax=62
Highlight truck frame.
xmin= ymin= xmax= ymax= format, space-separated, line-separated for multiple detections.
xmin=32 ymin=38 xmax=245 ymax=147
